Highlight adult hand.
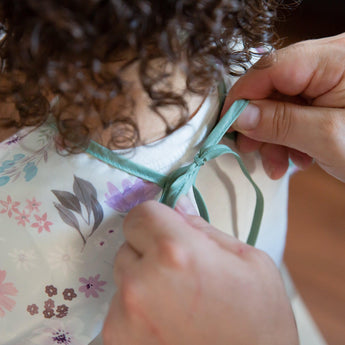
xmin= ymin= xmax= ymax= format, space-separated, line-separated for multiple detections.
xmin=223 ymin=33 xmax=345 ymax=181
xmin=102 ymin=199 xmax=298 ymax=345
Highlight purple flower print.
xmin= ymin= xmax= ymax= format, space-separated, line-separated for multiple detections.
xmin=78 ymin=274 xmax=106 ymax=298
xmin=5 ymin=135 xmax=22 ymax=146
xmin=30 ymin=319 xmax=89 ymax=345
xmin=105 ymin=178 xmax=160 ymax=213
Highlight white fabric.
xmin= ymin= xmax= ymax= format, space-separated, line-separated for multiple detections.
xmin=0 ymin=85 xmax=289 ymax=344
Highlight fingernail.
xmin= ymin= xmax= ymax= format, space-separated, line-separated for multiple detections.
xmin=175 ymin=195 xmax=199 ymax=216
xmin=234 ymin=103 xmax=260 ymax=131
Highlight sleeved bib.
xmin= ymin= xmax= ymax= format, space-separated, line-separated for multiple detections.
xmin=0 ymin=88 xmax=290 ymax=344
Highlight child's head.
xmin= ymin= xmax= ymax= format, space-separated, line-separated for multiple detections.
xmin=0 ymin=0 xmax=279 ymax=150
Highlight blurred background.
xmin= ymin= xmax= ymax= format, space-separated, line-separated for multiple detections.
xmin=276 ymin=1 xmax=345 ymax=344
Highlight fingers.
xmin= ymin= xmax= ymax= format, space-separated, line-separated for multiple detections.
xmin=288 ymin=148 xmax=313 ymax=170
xmin=123 ymin=198 xmax=249 ymax=263
xmin=236 ymin=134 xmax=313 ymax=179
xmin=259 ymin=145 xmax=313 ymax=179
xmin=114 ymin=243 xmax=140 ymax=286
xmin=259 ymin=143 xmax=289 ymax=180
xmin=232 ymin=99 xmax=345 ymax=166
xmin=223 ymin=35 xmax=345 ymax=181
xmin=224 ymin=33 xmax=345 ymax=108
xmin=222 ymin=43 xmax=317 ymax=111
xmin=123 ymin=200 xmax=199 ymax=255
xmin=236 ymin=134 xmax=262 ymax=153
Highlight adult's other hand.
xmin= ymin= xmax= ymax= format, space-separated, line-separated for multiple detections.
xmin=224 ymin=33 xmax=345 ymax=181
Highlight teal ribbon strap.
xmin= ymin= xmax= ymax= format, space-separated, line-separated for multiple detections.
xmin=86 ymin=99 xmax=264 ymax=246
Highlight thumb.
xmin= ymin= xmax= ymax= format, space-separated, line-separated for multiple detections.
xmin=232 ymin=100 xmax=345 ymax=163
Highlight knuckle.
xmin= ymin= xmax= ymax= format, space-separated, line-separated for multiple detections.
xmin=328 ymin=32 xmax=345 ymax=47
xmin=124 ymin=200 xmax=157 ymax=228
xmin=102 ymin=323 xmax=115 ymax=345
xmin=114 ymin=244 xmax=125 ymax=269
xmin=249 ymin=247 xmax=275 ymax=268
xmin=271 ymin=102 xmax=293 ymax=144
xmin=237 ymin=241 xmax=272 ymax=264
xmin=120 ymin=276 xmax=141 ymax=314
xmin=233 ymin=242 xmax=255 ymax=257
xmin=320 ymin=110 xmax=345 ymax=156
xmin=157 ymin=236 xmax=190 ymax=269
xmin=320 ymin=112 xmax=339 ymax=138
xmin=183 ymin=214 xmax=210 ymax=231
xmin=113 ymin=244 xmax=130 ymax=283
xmin=254 ymin=248 xmax=273 ymax=264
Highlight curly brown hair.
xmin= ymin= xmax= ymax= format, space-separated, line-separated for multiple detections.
xmin=0 ymin=0 xmax=280 ymax=151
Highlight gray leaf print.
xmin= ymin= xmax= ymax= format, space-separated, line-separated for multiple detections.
xmin=51 ymin=190 xmax=82 ymax=214
xmin=90 ymin=195 xmax=104 ymax=235
xmin=54 ymin=202 xmax=86 ymax=245
xmin=52 ymin=176 xmax=104 ymax=249
xmin=54 ymin=202 xmax=80 ymax=231
xmin=73 ymin=175 xmax=97 ymax=220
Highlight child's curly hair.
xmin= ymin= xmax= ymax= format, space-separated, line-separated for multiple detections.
xmin=0 ymin=0 xmax=279 ymax=151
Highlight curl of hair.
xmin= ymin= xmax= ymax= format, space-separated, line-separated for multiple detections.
xmin=0 ymin=0 xmax=280 ymax=151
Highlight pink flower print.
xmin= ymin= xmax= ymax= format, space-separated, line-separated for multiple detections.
xmin=0 ymin=195 xmax=20 ymax=218
xmin=15 ymin=210 xmax=31 ymax=227
xmin=31 ymin=213 xmax=53 ymax=233
xmin=105 ymin=178 xmax=160 ymax=213
xmin=0 ymin=270 xmax=18 ymax=318
xmin=26 ymin=197 xmax=42 ymax=213
xmin=79 ymin=274 xmax=106 ymax=298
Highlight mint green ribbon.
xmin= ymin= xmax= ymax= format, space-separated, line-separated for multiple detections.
xmin=86 ymin=99 xmax=264 ymax=246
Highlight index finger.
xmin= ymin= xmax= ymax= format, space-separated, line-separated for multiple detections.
xmin=225 ymin=46 xmax=315 ymax=109
xmin=223 ymin=34 xmax=345 ymax=109
xmin=122 ymin=200 xmax=200 ymax=255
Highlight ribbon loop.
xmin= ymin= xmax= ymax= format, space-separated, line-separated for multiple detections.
xmin=86 ymin=98 xmax=264 ymax=247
